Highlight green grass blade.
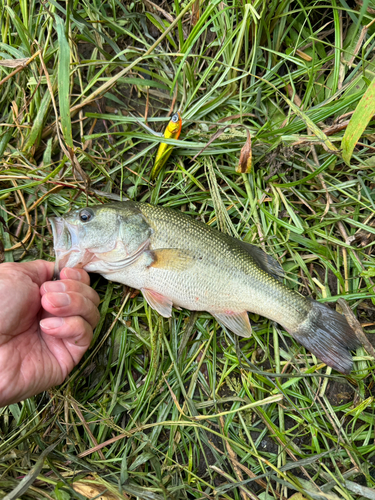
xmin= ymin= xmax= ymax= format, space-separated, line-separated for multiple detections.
xmin=342 ymin=76 xmax=375 ymax=165
xmin=55 ymin=14 xmax=73 ymax=148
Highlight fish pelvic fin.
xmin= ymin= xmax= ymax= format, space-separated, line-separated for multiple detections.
xmin=212 ymin=311 xmax=252 ymax=338
xmin=142 ymin=288 xmax=173 ymax=317
xmin=288 ymin=300 xmax=361 ymax=374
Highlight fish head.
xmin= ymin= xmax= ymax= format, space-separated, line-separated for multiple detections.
xmin=50 ymin=203 xmax=152 ymax=272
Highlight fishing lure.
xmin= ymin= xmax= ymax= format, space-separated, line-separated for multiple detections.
xmin=150 ymin=112 xmax=182 ymax=180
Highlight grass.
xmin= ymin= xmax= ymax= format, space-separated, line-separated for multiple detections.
xmin=0 ymin=0 xmax=375 ymax=498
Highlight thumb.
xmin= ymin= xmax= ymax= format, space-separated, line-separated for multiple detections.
xmin=16 ymin=260 xmax=55 ymax=287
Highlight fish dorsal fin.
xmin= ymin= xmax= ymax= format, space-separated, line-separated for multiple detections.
xmin=148 ymin=248 xmax=195 ymax=272
xmin=212 ymin=311 xmax=252 ymax=338
xmin=233 ymin=238 xmax=284 ymax=281
xmin=142 ymin=288 xmax=173 ymax=317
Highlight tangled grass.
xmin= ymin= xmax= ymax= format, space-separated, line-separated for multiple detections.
xmin=0 ymin=0 xmax=375 ymax=498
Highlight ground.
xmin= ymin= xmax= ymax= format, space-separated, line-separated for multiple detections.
xmin=0 ymin=0 xmax=375 ymax=499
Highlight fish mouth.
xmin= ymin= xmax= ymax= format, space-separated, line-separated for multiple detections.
xmin=50 ymin=216 xmax=91 ymax=274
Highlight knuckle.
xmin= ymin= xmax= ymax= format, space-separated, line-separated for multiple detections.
xmin=74 ymin=317 xmax=87 ymax=335
xmin=66 ymin=279 xmax=82 ymax=291
xmin=0 ymin=263 xmax=16 ymax=271
xmin=0 ymin=264 xmax=19 ymax=279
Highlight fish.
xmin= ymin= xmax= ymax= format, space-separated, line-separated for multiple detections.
xmin=50 ymin=201 xmax=361 ymax=374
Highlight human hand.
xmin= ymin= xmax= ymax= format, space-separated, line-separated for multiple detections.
xmin=0 ymin=260 xmax=100 ymax=406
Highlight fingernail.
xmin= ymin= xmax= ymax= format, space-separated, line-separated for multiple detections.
xmin=63 ymin=268 xmax=82 ymax=281
xmin=40 ymin=317 xmax=64 ymax=329
xmin=47 ymin=293 xmax=71 ymax=307
xmin=43 ymin=281 xmax=66 ymax=293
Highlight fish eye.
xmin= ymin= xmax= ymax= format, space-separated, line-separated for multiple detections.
xmin=79 ymin=208 xmax=94 ymax=223
xmin=171 ymin=113 xmax=179 ymax=123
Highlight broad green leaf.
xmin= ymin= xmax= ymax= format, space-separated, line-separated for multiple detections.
xmin=342 ymin=76 xmax=375 ymax=165
xmin=24 ymin=80 xmax=54 ymax=151
xmin=55 ymin=15 xmax=73 ymax=148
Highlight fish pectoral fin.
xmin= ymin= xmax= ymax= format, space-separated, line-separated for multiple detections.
xmin=142 ymin=288 xmax=173 ymax=317
xmin=212 ymin=311 xmax=252 ymax=338
xmin=148 ymin=248 xmax=194 ymax=272
xmin=234 ymin=238 xmax=284 ymax=281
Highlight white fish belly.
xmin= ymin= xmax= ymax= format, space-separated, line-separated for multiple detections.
xmin=84 ymin=252 xmax=305 ymax=331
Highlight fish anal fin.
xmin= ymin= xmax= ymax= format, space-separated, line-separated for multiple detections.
xmin=142 ymin=288 xmax=173 ymax=317
xmin=148 ymin=248 xmax=194 ymax=272
xmin=234 ymin=238 xmax=284 ymax=281
xmin=212 ymin=311 xmax=252 ymax=338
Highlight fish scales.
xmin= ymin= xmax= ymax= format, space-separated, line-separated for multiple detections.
xmin=51 ymin=201 xmax=361 ymax=374
xmin=136 ymin=202 xmax=309 ymax=327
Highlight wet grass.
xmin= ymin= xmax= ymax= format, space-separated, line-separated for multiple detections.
xmin=1 ymin=0 xmax=375 ymax=498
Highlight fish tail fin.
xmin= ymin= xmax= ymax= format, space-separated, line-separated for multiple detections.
xmin=287 ymin=300 xmax=360 ymax=374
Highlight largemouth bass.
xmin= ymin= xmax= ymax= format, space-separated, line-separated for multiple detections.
xmin=50 ymin=201 xmax=360 ymax=373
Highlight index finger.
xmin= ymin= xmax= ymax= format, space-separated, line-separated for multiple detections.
xmin=60 ymin=267 xmax=91 ymax=286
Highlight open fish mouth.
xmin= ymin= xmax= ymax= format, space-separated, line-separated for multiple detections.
xmin=50 ymin=216 xmax=92 ymax=275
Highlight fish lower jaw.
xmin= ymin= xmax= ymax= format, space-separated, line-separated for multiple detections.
xmin=56 ymin=249 xmax=95 ymax=271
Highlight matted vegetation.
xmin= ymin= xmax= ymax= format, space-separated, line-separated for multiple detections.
xmin=1 ymin=0 xmax=375 ymax=498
